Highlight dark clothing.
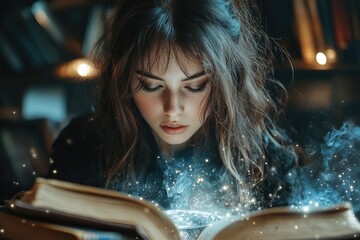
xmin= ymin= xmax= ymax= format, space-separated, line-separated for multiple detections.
xmin=47 ymin=113 xmax=297 ymax=211
xmin=47 ymin=114 xmax=106 ymax=188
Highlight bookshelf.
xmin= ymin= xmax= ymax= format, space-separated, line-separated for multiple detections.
xmin=260 ymin=0 xmax=360 ymax=141
xmin=0 ymin=1 xmax=359 ymax=126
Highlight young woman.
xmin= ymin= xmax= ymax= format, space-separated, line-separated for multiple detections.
xmin=48 ymin=0 xmax=303 ymax=215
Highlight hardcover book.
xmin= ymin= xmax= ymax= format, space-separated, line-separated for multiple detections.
xmin=1 ymin=178 xmax=360 ymax=240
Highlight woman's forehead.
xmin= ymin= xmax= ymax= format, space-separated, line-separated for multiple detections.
xmin=136 ymin=46 xmax=203 ymax=75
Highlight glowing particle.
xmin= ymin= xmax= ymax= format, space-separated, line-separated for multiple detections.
xmin=30 ymin=148 xmax=38 ymax=159
xmin=0 ymin=229 xmax=4 ymax=234
xmin=66 ymin=138 xmax=72 ymax=145
xmin=294 ymin=225 xmax=298 ymax=229
xmin=303 ymin=206 xmax=309 ymax=212
xmin=181 ymin=231 xmax=189 ymax=238
xmin=52 ymin=169 xmax=57 ymax=174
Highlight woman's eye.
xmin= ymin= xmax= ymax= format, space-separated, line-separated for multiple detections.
xmin=139 ymin=79 xmax=162 ymax=92
xmin=185 ymin=81 xmax=208 ymax=93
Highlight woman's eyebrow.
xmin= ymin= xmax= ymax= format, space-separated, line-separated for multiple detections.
xmin=135 ymin=70 xmax=206 ymax=81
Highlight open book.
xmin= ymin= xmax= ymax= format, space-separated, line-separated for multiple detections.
xmin=2 ymin=177 xmax=360 ymax=240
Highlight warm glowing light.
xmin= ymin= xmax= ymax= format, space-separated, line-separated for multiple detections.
xmin=77 ymin=63 xmax=91 ymax=77
xmin=55 ymin=58 xmax=99 ymax=79
xmin=326 ymin=49 xmax=337 ymax=62
xmin=316 ymin=52 xmax=327 ymax=65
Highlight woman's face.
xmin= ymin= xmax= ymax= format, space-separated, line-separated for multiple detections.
xmin=131 ymin=50 xmax=210 ymax=155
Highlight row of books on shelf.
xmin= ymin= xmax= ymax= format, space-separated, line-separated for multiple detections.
xmin=263 ymin=0 xmax=360 ymax=67
xmin=292 ymin=0 xmax=360 ymax=66
xmin=1 ymin=178 xmax=360 ymax=240
xmin=0 ymin=2 xmax=80 ymax=75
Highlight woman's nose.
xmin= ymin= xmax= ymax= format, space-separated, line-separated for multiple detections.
xmin=163 ymin=91 xmax=183 ymax=117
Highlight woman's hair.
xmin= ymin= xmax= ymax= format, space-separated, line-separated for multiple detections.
xmin=93 ymin=0 xmax=296 ymax=202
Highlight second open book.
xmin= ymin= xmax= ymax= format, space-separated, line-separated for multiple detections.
xmin=1 ymin=177 xmax=360 ymax=240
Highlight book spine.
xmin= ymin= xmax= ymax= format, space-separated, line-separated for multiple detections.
xmin=260 ymin=0 xmax=299 ymax=58
xmin=316 ymin=0 xmax=338 ymax=63
xmin=346 ymin=0 xmax=360 ymax=63
xmin=1 ymin=13 xmax=45 ymax=71
xmin=330 ymin=0 xmax=352 ymax=50
xmin=0 ymin=32 xmax=24 ymax=73
xmin=20 ymin=8 xmax=63 ymax=66
xmin=307 ymin=0 xmax=326 ymax=53
xmin=292 ymin=0 xmax=317 ymax=64
xmin=348 ymin=0 xmax=360 ymax=41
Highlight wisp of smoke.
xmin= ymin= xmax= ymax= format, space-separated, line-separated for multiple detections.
xmin=289 ymin=121 xmax=360 ymax=215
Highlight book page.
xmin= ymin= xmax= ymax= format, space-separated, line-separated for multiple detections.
xmin=10 ymin=178 xmax=181 ymax=240
xmin=198 ymin=203 xmax=360 ymax=240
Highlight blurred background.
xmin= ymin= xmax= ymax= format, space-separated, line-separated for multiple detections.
xmin=0 ymin=0 xmax=359 ymax=203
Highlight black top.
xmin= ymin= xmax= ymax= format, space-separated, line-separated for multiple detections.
xmin=47 ymin=113 xmax=297 ymax=213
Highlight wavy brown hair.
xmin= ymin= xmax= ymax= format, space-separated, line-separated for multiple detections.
xmin=93 ymin=0 xmax=296 ymax=202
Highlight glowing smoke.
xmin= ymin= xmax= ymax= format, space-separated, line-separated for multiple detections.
xmin=289 ymin=121 xmax=360 ymax=215
xmin=159 ymin=155 xmax=245 ymax=215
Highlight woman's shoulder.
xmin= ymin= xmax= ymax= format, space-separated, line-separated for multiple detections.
xmin=55 ymin=113 xmax=99 ymax=144
xmin=46 ymin=113 xmax=105 ymax=187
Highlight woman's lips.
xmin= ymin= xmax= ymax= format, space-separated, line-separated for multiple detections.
xmin=160 ymin=124 xmax=188 ymax=135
